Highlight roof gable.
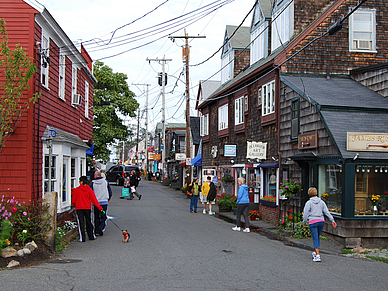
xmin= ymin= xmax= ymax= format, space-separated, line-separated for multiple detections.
xmin=222 ymin=25 xmax=251 ymax=56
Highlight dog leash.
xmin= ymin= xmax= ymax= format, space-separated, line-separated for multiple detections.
xmin=108 ymin=218 xmax=122 ymax=230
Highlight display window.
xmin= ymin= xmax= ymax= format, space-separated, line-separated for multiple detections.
xmin=247 ymin=168 xmax=261 ymax=203
xmin=318 ymin=164 xmax=342 ymax=215
xmin=354 ymin=165 xmax=388 ymax=216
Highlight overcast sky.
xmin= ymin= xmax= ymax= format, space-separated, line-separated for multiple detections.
xmin=37 ymin=0 xmax=253 ymax=131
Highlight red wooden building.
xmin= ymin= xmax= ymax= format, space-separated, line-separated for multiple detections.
xmin=0 ymin=0 xmax=96 ymax=214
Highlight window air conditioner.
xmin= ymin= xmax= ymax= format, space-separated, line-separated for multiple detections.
xmin=72 ymin=94 xmax=82 ymax=106
xmin=354 ymin=40 xmax=372 ymax=50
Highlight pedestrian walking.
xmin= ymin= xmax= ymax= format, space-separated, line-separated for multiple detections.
xmin=72 ymin=176 xmax=104 ymax=242
xmin=90 ymin=170 xmax=112 ymax=236
xmin=129 ymin=170 xmax=142 ymax=200
xmin=303 ymin=187 xmax=337 ymax=262
xmin=232 ymin=177 xmax=250 ymax=233
xmin=201 ymin=176 xmax=216 ymax=215
xmin=189 ymin=178 xmax=201 ymax=213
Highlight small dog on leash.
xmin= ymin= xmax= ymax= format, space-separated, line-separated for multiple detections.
xmin=122 ymin=230 xmax=130 ymax=243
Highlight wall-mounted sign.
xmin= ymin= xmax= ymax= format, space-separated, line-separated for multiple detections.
xmin=224 ymin=145 xmax=236 ymax=157
xmin=298 ymin=132 xmax=318 ymax=150
xmin=153 ymin=154 xmax=161 ymax=160
xmin=186 ymin=158 xmax=191 ymax=166
xmin=175 ymin=153 xmax=186 ymax=161
xmin=347 ymin=132 xmax=388 ymax=152
xmin=247 ymin=141 xmax=267 ymax=159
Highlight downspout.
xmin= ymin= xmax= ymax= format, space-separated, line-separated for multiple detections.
xmin=36 ymin=43 xmax=42 ymax=201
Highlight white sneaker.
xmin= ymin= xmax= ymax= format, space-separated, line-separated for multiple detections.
xmin=232 ymin=226 xmax=241 ymax=231
xmin=312 ymin=252 xmax=317 ymax=259
xmin=203 ymin=209 xmax=206 ymax=214
xmin=243 ymin=228 xmax=250 ymax=233
xmin=313 ymin=255 xmax=321 ymax=262
xmin=209 ymin=211 xmax=213 ymax=215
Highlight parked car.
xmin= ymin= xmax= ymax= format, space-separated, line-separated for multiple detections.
xmin=105 ymin=164 xmax=141 ymax=186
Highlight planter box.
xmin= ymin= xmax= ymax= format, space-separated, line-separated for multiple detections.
xmin=260 ymin=200 xmax=277 ymax=207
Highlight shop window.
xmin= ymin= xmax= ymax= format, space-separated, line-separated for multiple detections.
xmin=44 ymin=155 xmax=56 ymax=193
xmin=71 ymin=158 xmax=76 ymax=188
xmin=248 ymin=168 xmax=261 ymax=203
xmin=222 ymin=168 xmax=233 ymax=195
xmin=318 ymin=164 xmax=342 ymax=215
xmin=354 ymin=165 xmax=388 ymax=216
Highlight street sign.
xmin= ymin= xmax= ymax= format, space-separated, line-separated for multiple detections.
xmin=186 ymin=158 xmax=191 ymax=165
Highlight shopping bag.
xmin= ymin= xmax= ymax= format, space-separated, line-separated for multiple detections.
xmin=121 ymin=188 xmax=130 ymax=198
xmin=131 ymin=186 xmax=136 ymax=193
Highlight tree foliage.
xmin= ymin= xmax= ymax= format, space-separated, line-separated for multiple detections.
xmin=0 ymin=19 xmax=39 ymax=152
xmin=93 ymin=61 xmax=138 ymax=162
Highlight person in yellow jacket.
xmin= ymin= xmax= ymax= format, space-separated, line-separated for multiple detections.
xmin=201 ymin=176 xmax=216 ymax=215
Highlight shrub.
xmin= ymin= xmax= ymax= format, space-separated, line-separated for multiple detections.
xmin=0 ymin=195 xmax=51 ymax=245
xmin=0 ymin=220 xmax=12 ymax=253
xmin=218 ymin=193 xmax=237 ymax=209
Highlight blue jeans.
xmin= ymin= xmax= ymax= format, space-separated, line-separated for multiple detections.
xmin=309 ymin=221 xmax=324 ymax=249
xmin=190 ymin=195 xmax=198 ymax=212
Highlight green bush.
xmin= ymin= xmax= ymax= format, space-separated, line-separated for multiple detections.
xmin=291 ymin=222 xmax=311 ymax=238
xmin=0 ymin=220 xmax=12 ymax=253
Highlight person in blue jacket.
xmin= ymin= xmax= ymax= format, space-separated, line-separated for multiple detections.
xmin=232 ymin=177 xmax=250 ymax=233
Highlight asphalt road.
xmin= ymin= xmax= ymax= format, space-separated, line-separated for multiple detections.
xmin=1 ymin=180 xmax=387 ymax=290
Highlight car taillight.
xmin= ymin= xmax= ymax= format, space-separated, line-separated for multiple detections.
xmin=122 ymin=173 xmax=125 ymax=178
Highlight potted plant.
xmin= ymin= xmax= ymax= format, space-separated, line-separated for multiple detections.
xmin=370 ymin=194 xmax=381 ymax=215
xmin=280 ymin=179 xmax=302 ymax=198
xmin=217 ymin=193 xmax=237 ymax=212
xmin=260 ymin=195 xmax=277 ymax=207
xmin=248 ymin=210 xmax=259 ymax=221
xmin=221 ymin=175 xmax=235 ymax=184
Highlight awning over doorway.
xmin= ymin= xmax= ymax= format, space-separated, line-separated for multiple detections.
xmin=191 ymin=154 xmax=202 ymax=166
xmin=256 ymin=162 xmax=279 ymax=168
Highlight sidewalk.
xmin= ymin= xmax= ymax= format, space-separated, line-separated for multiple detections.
xmin=148 ymin=180 xmax=344 ymax=256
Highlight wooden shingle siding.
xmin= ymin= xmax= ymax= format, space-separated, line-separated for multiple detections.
xmin=286 ymin=0 xmax=388 ymax=75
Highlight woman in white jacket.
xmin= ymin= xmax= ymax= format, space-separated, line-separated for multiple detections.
xmin=303 ymin=187 xmax=337 ymax=262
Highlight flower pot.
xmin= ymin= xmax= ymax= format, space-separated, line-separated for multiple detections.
xmin=260 ymin=200 xmax=277 ymax=207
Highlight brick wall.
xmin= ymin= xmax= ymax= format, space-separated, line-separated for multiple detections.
xmin=259 ymin=204 xmax=279 ymax=225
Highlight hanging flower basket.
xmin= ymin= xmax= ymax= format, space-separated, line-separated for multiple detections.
xmin=280 ymin=179 xmax=302 ymax=198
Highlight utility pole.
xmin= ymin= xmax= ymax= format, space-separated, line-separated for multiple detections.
xmin=136 ymin=108 xmax=140 ymax=166
xmin=169 ymin=30 xmax=205 ymax=184
xmin=146 ymin=57 xmax=172 ymax=178
xmin=133 ymin=83 xmax=150 ymax=177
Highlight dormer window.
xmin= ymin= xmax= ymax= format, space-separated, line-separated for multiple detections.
xmin=349 ymin=9 xmax=376 ymax=52
xmin=271 ymin=0 xmax=294 ymax=52
xmin=221 ymin=51 xmax=233 ymax=84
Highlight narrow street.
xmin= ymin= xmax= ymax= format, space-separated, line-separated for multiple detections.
xmin=1 ymin=180 xmax=387 ymax=290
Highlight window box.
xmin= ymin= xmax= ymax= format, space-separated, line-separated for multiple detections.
xmin=260 ymin=200 xmax=277 ymax=207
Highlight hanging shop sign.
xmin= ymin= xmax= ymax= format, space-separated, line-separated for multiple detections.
xmin=224 ymin=145 xmax=236 ymax=157
xmin=153 ymin=154 xmax=161 ymax=160
xmin=298 ymin=132 xmax=318 ymax=150
xmin=175 ymin=153 xmax=186 ymax=161
xmin=246 ymin=141 xmax=267 ymax=159
xmin=347 ymin=132 xmax=388 ymax=152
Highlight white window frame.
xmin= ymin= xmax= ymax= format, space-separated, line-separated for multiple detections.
xmin=262 ymin=80 xmax=275 ymax=116
xmin=44 ymin=155 xmax=57 ymax=193
xmin=235 ymin=96 xmax=244 ymax=126
xmin=72 ymin=65 xmax=77 ymax=106
xmin=271 ymin=0 xmax=294 ymax=52
xmin=218 ymin=104 xmax=229 ymax=131
xmin=85 ymin=81 xmax=89 ymax=118
xmin=349 ymin=9 xmax=376 ymax=53
xmin=221 ymin=51 xmax=234 ymax=84
xmin=251 ymin=22 xmax=268 ymax=65
xmin=40 ymin=30 xmax=49 ymax=88
xmin=58 ymin=54 xmax=65 ymax=100
xmin=200 ymin=113 xmax=209 ymax=136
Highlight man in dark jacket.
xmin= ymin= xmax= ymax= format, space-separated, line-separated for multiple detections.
xmin=72 ymin=176 xmax=103 ymax=242
xmin=90 ymin=170 xmax=112 ymax=236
